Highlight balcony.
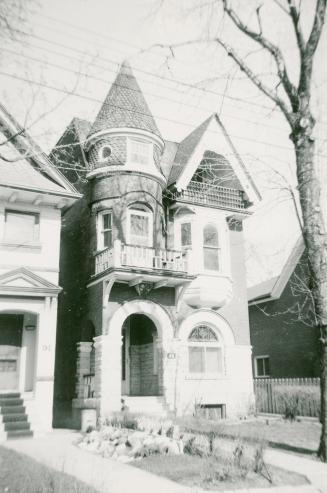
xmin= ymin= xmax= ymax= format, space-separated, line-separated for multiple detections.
xmin=168 ymin=181 xmax=248 ymax=212
xmin=94 ymin=240 xmax=192 ymax=285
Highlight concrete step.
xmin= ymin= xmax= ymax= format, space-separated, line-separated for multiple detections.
xmin=0 ymin=405 xmax=25 ymax=415
xmin=0 ymin=398 xmax=23 ymax=407
xmin=6 ymin=429 xmax=33 ymax=440
xmin=123 ymin=396 xmax=168 ymax=415
xmin=4 ymin=421 xmax=30 ymax=432
xmin=2 ymin=413 xmax=28 ymax=423
xmin=0 ymin=393 xmax=20 ymax=399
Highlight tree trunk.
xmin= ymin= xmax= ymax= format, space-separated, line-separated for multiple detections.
xmin=292 ymin=126 xmax=327 ymax=461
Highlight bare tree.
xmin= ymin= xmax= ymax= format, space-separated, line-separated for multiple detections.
xmin=156 ymin=0 xmax=327 ymax=460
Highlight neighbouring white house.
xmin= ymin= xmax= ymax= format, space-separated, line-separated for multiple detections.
xmin=0 ymin=103 xmax=80 ymax=439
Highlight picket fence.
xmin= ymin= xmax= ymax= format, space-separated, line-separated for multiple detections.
xmin=254 ymin=377 xmax=320 ymax=417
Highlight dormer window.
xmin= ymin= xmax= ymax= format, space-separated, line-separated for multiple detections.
xmin=128 ymin=139 xmax=152 ymax=166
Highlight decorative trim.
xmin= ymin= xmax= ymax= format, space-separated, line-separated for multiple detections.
xmin=85 ymin=127 xmax=164 ymax=150
xmin=103 ymin=274 xmax=117 ymax=308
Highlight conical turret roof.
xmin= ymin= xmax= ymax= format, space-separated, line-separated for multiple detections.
xmin=88 ymin=61 xmax=162 ymax=139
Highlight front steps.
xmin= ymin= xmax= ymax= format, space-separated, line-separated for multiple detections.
xmin=122 ymin=396 xmax=170 ymax=416
xmin=0 ymin=393 xmax=33 ymax=440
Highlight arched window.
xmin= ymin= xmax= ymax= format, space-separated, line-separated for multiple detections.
xmin=188 ymin=325 xmax=223 ymax=374
xmin=127 ymin=203 xmax=153 ymax=247
xmin=203 ymin=224 xmax=219 ymax=271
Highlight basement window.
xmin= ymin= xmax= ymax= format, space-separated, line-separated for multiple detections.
xmin=255 ymin=356 xmax=270 ymax=378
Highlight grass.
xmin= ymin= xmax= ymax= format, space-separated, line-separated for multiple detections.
xmin=178 ymin=417 xmax=321 ymax=455
xmin=132 ymin=454 xmax=308 ymax=491
xmin=0 ymin=446 xmax=99 ymax=493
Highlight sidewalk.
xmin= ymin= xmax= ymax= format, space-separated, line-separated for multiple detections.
xmin=3 ymin=429 xmax=323 ymax=493
xmin=265 ymin=449 xmax=327 ymax=493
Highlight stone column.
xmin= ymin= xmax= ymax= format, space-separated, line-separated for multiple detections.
xmin=75 ymin=342 xmax=93 ymax=399
xmin=95 ymin=334 xmax=122 ymax=417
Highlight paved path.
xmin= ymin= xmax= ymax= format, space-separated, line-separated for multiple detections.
xmin=265 ymin=449 xmax=327 ymax=493
xmin=3 ymin=430 xmax=322 ymax=493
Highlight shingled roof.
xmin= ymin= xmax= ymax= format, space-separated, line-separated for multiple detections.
xmin=88 ymin=61 xmax=162 ymax=139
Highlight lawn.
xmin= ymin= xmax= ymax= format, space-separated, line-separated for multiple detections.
xmin=133 ymin=454 xmax=308 ymax=491
xmin=0 ymin=446 xmax=99 ymax=493
xmin=179 ymin=417 xmax=321 ymax=455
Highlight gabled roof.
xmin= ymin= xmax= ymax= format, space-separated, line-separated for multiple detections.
xmin=88 ymin=61 xmax=162 ymax=139
xmin=167 ymin=116 xmax=213 ymax=186
xmin=248 ymin=236 xmax=305 ymax=304
xmin=0 ymin=267 xmax=61 ymax=297
xmin=0 ymin=103 xmax=81 ymax=199
xmin=166 ymin=113 xmax=261 ymax=205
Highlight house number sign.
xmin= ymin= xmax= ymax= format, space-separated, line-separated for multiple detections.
xmin=42 ymin=344 xmax=51 ymax=352
xmin=167 ymin=352 xmax=176 ymax=359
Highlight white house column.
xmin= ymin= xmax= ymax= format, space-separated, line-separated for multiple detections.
xmin=96 ymin=333 xmax=122 ymax=417
xmin=34 ymin=296 xmax=58 ymax=430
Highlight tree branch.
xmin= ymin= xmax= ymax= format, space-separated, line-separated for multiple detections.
xmin=215 ymin=38 xmax=293 ymax=126
xmin=287 ymin=0 xmax=306 ymax=55
xmin=221 ymin=0 xmax=299 ymax=111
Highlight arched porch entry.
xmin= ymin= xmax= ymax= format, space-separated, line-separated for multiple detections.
xmin=121 ymin=314 xmax=160 ymax=396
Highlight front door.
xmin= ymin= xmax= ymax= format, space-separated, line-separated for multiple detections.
xmin=0 ymin=314 xmax=23 ymax=390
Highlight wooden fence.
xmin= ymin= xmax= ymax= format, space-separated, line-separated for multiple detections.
xmin=254 ymin=378 xmax=320 ymax=417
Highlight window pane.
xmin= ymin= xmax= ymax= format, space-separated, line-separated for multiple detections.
xmin=263 ymin=358 xmax=270 ymax=376
xmin=5 ymin=211 xmax=38 ymax=243
xmin=189 ymin=326 xmax=218 ymax=342
xmin=130 ymin=214 xmax=149 ymax=237
xmin=204 ymin=248 xmax=219 ymax=270
xmin=206 ymin=347 xmax=222 ymax=373
xmin=102 ymin=213 xmax=111 ymax=230
xmin=256 ymin=358 xmax=264 ymax=376
xmin=103 ymin=230 xmax=112 ymax=248
xmin=203 ymin=224 xmax=218 ymax=246
xmin=130 ymin=140 xmax=149 ymax=165
xmin=189 ymin=347 xmax=205 ymax=373
xmin=181 ymin=223 xmax=191 ymax=247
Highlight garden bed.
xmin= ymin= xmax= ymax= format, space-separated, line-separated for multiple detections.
xmin=132 ymin=453 xmax=308 ymax=491
xmin=0 ymin=446 xmax=98 ymax=493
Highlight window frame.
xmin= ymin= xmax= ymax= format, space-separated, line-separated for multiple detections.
xmin=127 ymin=138 xmax=153 ymax=166
xmin=98 ymin=144 xmax=112 ymax=163
xmin=254 ymin=355 xmax=270 ymax=378
xmin=126 ymin=207 xmax=153 ymax=247
xmin=180 ymin=221 xmax=192 ymax=249
xmin=203 ymin=223 xmax=220 ymax=272
xmin=97 ymin=210 xmax=113 ymax=251
xmin=4 ymin=209 xmax=40 ymax=245
xmin=187 ymin=325 xmax=224 ymax=378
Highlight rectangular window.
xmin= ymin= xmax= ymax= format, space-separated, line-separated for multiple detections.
xmin=181 ymin=222 xmax=192 ymax=247
xmin=255 ymin=356 xmax=270 ymax=377
xmin=4 ymin=210 xmax=39 ymax=244
xmin=188 ymin=346 xmax=222 ymax=374
xmin=128 ymin=210 xmax=152 ymax=247
xmin=203 ymin=224 xmax=219 ymax=271
xmin=129 ymin=139 xmax=151 ymax=165
xmin=98 ymin=211 xmax=112 ymax=250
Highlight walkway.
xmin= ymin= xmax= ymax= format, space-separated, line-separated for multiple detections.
xmin=3 ymin=430 xmax=323 ymax=493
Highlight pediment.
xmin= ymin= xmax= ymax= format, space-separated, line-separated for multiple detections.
xmin=0 ymin=267 xmax=61 ymax=296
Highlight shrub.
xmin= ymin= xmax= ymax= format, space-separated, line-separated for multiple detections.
xmin=184 ymin=434 xmax=210 ymax=457
xmin=275 ymin=385 xmax=320 ymax=420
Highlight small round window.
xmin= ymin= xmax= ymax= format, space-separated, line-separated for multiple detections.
xmin=99 ymin=145 xmax=112 ymax=161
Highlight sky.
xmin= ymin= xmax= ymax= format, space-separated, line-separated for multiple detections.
xmin=1 ymin=0 xmax=326 ymax=286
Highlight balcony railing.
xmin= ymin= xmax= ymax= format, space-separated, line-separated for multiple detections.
xmin=95 ymin=240 xmax=188 ymax=276
xmin=83 ymin=373 xmax=95 ymax=399
xmin=169 ymin=181 xmax=246 ymax=211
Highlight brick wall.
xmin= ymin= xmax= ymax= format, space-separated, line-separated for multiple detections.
xmin=249 ymin=253 xmax=320 ymax=378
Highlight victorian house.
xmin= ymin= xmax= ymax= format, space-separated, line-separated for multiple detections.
xmin=52 ymin=62 xmax=261 ymax=425
xmin=0 ymin=104 xmax=80 ymax=439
